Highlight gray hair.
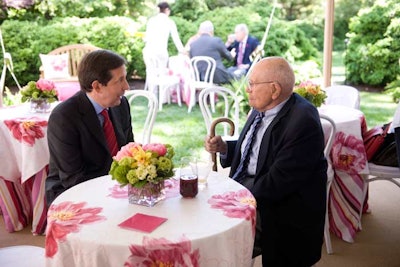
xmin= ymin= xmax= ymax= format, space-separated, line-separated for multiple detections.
xmin=199 ymin=20 xmax=214 ymax=34
xmin=235 ymin=24 xmax=249 ymax=35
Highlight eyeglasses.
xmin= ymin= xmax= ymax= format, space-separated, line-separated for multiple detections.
xmin=246 ymin=80 xmax=276 ymax=90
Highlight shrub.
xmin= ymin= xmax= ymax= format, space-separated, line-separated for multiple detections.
xmin=344 ymin=0 xmax=400 ymax=86
xmin=1 ymin=16 xmax=144 ymax=86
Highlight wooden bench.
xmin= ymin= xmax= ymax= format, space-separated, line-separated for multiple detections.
xmin=39 ymin=44 xmax=100 ymax=81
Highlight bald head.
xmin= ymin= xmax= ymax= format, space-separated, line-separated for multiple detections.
xmin=246 ymin=57 xmax=295 ymax=111
xmin=253 ymin=57 xmax=295 ymax=98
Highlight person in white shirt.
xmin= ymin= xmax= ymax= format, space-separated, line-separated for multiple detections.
xmin=143 ymin=2 xmax=185 ymax=68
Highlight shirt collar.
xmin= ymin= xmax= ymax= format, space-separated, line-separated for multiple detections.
xmin=86 ymin=93 xmax=104 ymax=115
xmin=262 ymin=97 xmax=290 ymax=119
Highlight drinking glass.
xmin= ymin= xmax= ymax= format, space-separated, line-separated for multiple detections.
xmin=179 ymin=156 xmax=198 ymax=198
xmin=196 ymin=159 xmax=212 ymax=190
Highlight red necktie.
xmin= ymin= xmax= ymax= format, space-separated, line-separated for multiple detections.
xmin=237 ymin=42 xmax=244 ymax=66
xmin=101 ymin=109 xmax=118 ymax=156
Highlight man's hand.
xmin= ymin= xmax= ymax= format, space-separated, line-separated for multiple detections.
xmin=205 ymin=135 xmax=227 ymax=154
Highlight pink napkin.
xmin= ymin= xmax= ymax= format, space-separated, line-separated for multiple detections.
xmin=118 ymin=213 xmax=168 ymax=233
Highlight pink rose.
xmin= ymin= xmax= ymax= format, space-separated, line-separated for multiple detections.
xmin=36 ymin=78 xmax=56 ymax=91
xmin=114 ymin=142 xmax=142 ymax=161
xmin=143 ymin=143 xmax=167 ymax=156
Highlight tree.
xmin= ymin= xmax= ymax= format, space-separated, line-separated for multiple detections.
xmin=345 ymin=0 xmax=400 ymax=86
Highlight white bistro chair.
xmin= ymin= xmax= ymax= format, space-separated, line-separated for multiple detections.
xmin=143 ymin=51 xmax=181 ymax=111
xmin=125 ymin=90 xmax=158 ymax=145
xmin=199 ymin=86 xmax=240 ymax=139
xmin=188 ymin=56 xmax=216 ymax=113
xmin=359 ymin=102 xmax=400 ymax=226
xmin=320 ymin=114 xmax=337 ymax=255
xmin=324 ymin=85 xmax=361 ymax=109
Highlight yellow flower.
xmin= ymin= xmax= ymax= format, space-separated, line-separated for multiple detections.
xmin=133 ymin=146 xmax=152 ymax=166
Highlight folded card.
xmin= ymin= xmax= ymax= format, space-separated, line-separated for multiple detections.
xmin=118 ymin=213 xmax=167 ymax=233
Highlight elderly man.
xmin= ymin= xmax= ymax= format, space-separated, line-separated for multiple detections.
xmin=226 ymin=23 xmax=260 ymax=79
xmin=189 ymin=20 xmax=233 ymax=85
xmin=205 ymin=57 xmax=327 ymax=266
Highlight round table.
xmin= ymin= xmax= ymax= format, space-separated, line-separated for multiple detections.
xmin=45 ymin=173 xmax=256 ymax=267
xmin=318 ymin=104 xmax=369 ymax=243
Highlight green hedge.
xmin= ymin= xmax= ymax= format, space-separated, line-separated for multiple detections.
xmin=1 ymin=10 xmax=321 ymax=87
xmin=1 ymin=16 xmax=144 ymax=86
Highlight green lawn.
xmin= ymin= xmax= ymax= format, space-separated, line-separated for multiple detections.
xmin=129 ymin=51 xmax=398 ymax=162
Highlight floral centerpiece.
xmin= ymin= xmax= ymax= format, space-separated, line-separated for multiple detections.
xmin=20 ymin=78 xmax=58 ymax=113
xmin=109 ymin=142 xmax=175 ymax=206
xmin=294 ymin=80 xmax=327 ymax=107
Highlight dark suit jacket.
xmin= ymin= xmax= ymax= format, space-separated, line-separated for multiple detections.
xmin=222 ymin=94 xmax=327 ymax=266
xmin=227 ymin=35 xmax=259 ymax=68
xmin=189 ymin=34 xmax=233 ymax=84
xmin=45 ymin=91 xmax=134 ymax=205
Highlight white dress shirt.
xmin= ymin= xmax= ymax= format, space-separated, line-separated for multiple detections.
xmin=244 ymin=98 xmax=289 ymax=175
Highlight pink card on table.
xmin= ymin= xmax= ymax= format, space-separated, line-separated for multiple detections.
xmin=118 ymin=213 xmax=168 ymax=233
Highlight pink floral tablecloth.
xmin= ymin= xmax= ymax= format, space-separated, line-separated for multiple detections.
xmin=0 ymin=103 xmax=56 ymax=234
xmin=45 ymin=173 xmax=256 ymax=267
xmin=319 ymin=104 xmax=369 ymax=243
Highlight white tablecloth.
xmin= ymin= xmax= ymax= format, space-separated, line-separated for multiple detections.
xmin=0 ymin=103 xmax=56 ymax=234
xmin=45 ymin=173 xmax=256 ymax=267
xmin=318 ymin=104 xmax=368 ymax=243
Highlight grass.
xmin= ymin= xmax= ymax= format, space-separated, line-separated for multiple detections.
xmin=129 ymin=51 xmax=398 ymax=163
xmin=129 ymin=97 xmax=209 ymax=162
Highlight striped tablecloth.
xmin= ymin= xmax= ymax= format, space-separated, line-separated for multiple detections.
xmin=319 ymin=104 xmax=368 ymax=243
xmin=0 ymin=103 xmax=55 ymax=234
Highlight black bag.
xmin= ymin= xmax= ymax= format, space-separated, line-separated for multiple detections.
xmin=371 ymin=124 xmax=399 ymax=166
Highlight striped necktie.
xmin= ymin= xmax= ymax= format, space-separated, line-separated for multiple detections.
xmin=101 ymin=109 xmax=118 ymax=156
xmin=232 ymin=111 xmax=264 ymax=182
xmin=237 ymin=42 xmax=244 ymax=66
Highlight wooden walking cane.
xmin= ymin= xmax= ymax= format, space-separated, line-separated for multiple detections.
xmin=209 ymin=117 xmax=235 ymax=172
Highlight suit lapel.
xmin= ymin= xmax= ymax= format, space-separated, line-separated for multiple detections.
xmin=255 ymin=94 xmax=296 ymax=176
xmin=77 ymin=92 xmax=110 ymax=153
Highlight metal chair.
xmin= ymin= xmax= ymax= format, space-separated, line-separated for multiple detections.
xmin=359 ymin=102 xmax=400 ymax=227
xmin=143 ymin=51 xmax=181 ymax=111
xmin=320 ymin=114 xmax=337 ymax=255
xmin=199 ymin=86 xmax=240 ymax=139
xmin=125 ymin=90 xmax=158 ymax=145
xmin=324 ymin=85 xmax=361 ymax=109
xmin=188 ymin=56 xmax=216 ymax=113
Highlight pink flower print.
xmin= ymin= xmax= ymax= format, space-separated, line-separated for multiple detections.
xmin=124 ymin=235 xmax=200 ymax=267
xmin=51 ymin=57 xmax=67 ymax=72
xmin=108 ymin=184 xmax=128 ymax=198
xmin=36 ymin=78 xmax=56 ymax=91
xmin=45 ymin=201 xmax=106 ymax=258
xmin=4 ymin=118 xmax=47 ymax=146
xmin=208 ymin=189 xmax=257 ymax=236
xmin=331 ymin=131 xmax=367 ymax=174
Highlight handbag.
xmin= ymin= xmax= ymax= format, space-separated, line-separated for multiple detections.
xmin=371 ymin=140 xmax=398 ymax=166
xmin=363 ymin=122 xmax=392 ymax=161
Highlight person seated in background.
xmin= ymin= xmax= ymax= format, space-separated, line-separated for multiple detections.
xmin=205 ymin=57 xmax=327 ymax=266
xmin=226 ymin=23 xmax=260 ymax=79
xmin=45 ymin=49 xmax=134 ymax=206
xmin=189 ymin=20 xmax=234 ymax=85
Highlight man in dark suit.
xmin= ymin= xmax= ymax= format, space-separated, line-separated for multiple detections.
xmin=226 ymin=23 xmax=260 ymax=79
xmin=205 ymin=57 xmax=327 ymax=266
xmin=45 ymin=50 xmax=134 ymax=206
xmin=189 ymin=20 xmax=233 ymax=85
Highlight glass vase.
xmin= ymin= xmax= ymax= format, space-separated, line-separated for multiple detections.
xmin=30 ymin=98 xmax=51 ymax=113
xmin=128 ymin=181 xmax=165 ymax=207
